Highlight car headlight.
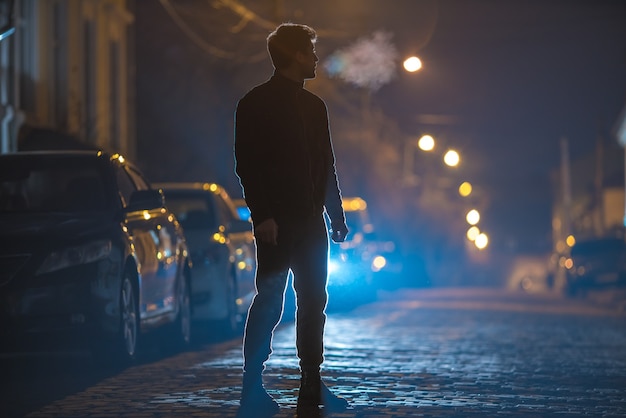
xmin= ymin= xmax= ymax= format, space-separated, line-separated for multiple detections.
xmin=37 ymin=240 xmax=112 ymax=275
xmin=371 ymin=255 xmax=387 ymax=272
xmin=328 ymin=259 xmax=340 ymax=274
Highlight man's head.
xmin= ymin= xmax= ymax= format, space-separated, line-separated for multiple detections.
xmin=267 ymin=23 xmax=319 ymax=80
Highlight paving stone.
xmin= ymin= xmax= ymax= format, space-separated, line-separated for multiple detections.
xmin=7 ymin=288 xmax=626 ymax=417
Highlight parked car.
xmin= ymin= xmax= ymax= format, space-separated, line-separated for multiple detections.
xmin=565 ymin=236 xmax=626 ymax=296
xmin=154 ymin=183 xmax=256 ymax=335
xmin=0 ymin=150 xmax=192 ymax=363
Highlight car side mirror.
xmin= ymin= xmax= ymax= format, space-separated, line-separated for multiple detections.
xmin=125 ymin=189 xmax=165 ymax=213
xmin=230 ymin=218 xmax=253 ymax=234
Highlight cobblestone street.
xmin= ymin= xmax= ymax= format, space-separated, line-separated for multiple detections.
xmin=2 ymin=287 xmax=626 ymax=417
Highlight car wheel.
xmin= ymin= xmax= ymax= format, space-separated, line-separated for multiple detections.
xmin=219 ymin=272 xmax=240 ymax=336
xmin=93 ymin=271 xmax=140 ymax=367
xmin=119 ymin=274 xmax=140 ymax=361
xmin=175 ymin=274 xmax=192 ymax=347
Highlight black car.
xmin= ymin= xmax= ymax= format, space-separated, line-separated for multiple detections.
xmin=565 ymin=237 xmax=626 ymax=296
xmin=0 ymin=151 xmax=192 ymax=363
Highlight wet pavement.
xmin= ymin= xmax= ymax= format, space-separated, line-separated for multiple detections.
xmin=2 ymin=287 xmax=626 ymax=417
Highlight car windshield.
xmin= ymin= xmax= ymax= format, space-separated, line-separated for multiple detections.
xmin=0 ymin=156 xmax=109 ymax=213
xmin=163 ymin=193 xmax=217 ymax=230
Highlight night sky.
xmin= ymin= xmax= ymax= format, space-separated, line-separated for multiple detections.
xmin=135 ymin=0 xmax=626 ymax=257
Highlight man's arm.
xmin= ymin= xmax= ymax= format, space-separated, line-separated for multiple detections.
xmin=234 ymin=96 xmax=273 ymax=225
xmin=326 ymin=161 xmax=348 ymax=243
xmin=320 ymin=104 xmax=348 ymax=242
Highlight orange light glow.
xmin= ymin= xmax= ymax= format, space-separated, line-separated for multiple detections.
xmin=418 ymin=135 xmax=435 ymax=151
xmin=444 ymin=149 xmax=460 ymax=167
xmin=403 ymin=56 xmax=422 ymax=72
xmin=475 ymin=233 xmax=489 ymax=249
xmin=343 ymin=197 xmax=367 ymax=211
xmin=466 ymin=209 xmax=480 ymax=225
xmin=467 ymin=226 xmax=480 ymax=241
xmin=459 ymin=182 xmax=472 ymax=197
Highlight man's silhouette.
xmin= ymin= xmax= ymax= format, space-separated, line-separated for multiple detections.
xmin=234 ymin=23 xmax=349 ymax=416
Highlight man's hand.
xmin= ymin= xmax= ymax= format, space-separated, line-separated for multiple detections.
xmin=254 ymin=218 xmax=278 ymax=245
xmin=331 ymin=221 xmax=348 ymax=243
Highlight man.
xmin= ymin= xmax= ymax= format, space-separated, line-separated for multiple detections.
xmin=234 ymin=23 xmax=349 ymax=416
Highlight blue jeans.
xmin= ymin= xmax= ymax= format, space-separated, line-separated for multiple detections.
xmin=243 ymin=214 xmax=329 ymax=375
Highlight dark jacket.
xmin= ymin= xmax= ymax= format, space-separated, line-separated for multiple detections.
xmin=234 ymin=72 xmax=345 ymax=227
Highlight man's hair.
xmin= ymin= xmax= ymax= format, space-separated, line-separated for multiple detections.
xmin=267 ymin=23 xmax=317 ymax=70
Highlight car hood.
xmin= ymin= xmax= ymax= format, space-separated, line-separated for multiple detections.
xmin=0 ymin=213 xmax=115 ymax=250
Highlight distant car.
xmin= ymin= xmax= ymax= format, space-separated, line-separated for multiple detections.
xmin=230 ymin=196 xmax=383 ymax=313
xmin=565 ymin=237 xmax=626 ymax=296
xmin=0 ymin=151 xmax=192 ymax=363
xmin=325 ymin=197 xmax=383 ymax=309
xmin=154 ymin=183 xmax=256 ymax=334
xmin=506 ymin=255 xmax=551 ymax=294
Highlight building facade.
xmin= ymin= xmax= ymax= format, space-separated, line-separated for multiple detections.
xmin=550 ymin=110 xmax=626 ymax=292
xmin=615 ymin=103 xmax=626 ymax=227
xmin=0 ymin=0 xmax=135 ymax=157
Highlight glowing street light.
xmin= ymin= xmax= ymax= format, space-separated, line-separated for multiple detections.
xmin=418 ymin=134 xmax=435 ymax=151
xmin=459 ymin=181 xmax=472 ymax=197
xmin=443 ymin=149 xmax=460 ymax=167
xmin=466 ymin=226 xmax=480 ymax=241
xmin=403 ymin=56 xmax=422 ymax=72
xmin=466 ymin=209 xmax=480 ymax=225
xmin=403 ymin=134 xmax=436 ymax=186
xmin=475 ymin=233 xmax=489 ymax=250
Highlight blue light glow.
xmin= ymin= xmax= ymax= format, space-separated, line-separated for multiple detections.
xmin=237 ymin=206 xmax=251 ymax=221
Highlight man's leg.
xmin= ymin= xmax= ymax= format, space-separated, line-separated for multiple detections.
xmin=291 ymin=217 xmax=328 ymax=373
xmin=292 ymin=216 xmax=348 ymax=411
xmin=239 ymin=241 xmax=290 ymax=416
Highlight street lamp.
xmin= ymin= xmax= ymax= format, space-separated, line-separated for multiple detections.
xmin=458 ymin=181 xmax=472 ymax=197
xmin=443 ymin=149 xmax=460 ymax=167
xmin=466 ymin=209 xmax=480 ymax=225
xmin=403 ymin=134 xmax=438 ymax=186
xmin=467 ymin=225 xmax=480 ymax=241
xmin=403 ymin=56 xmax=422 ymax=72
xmin=418 ymin=134 xmax=435 ymax=151
xmin=475 ymin=233 xmax=489 ymax=250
